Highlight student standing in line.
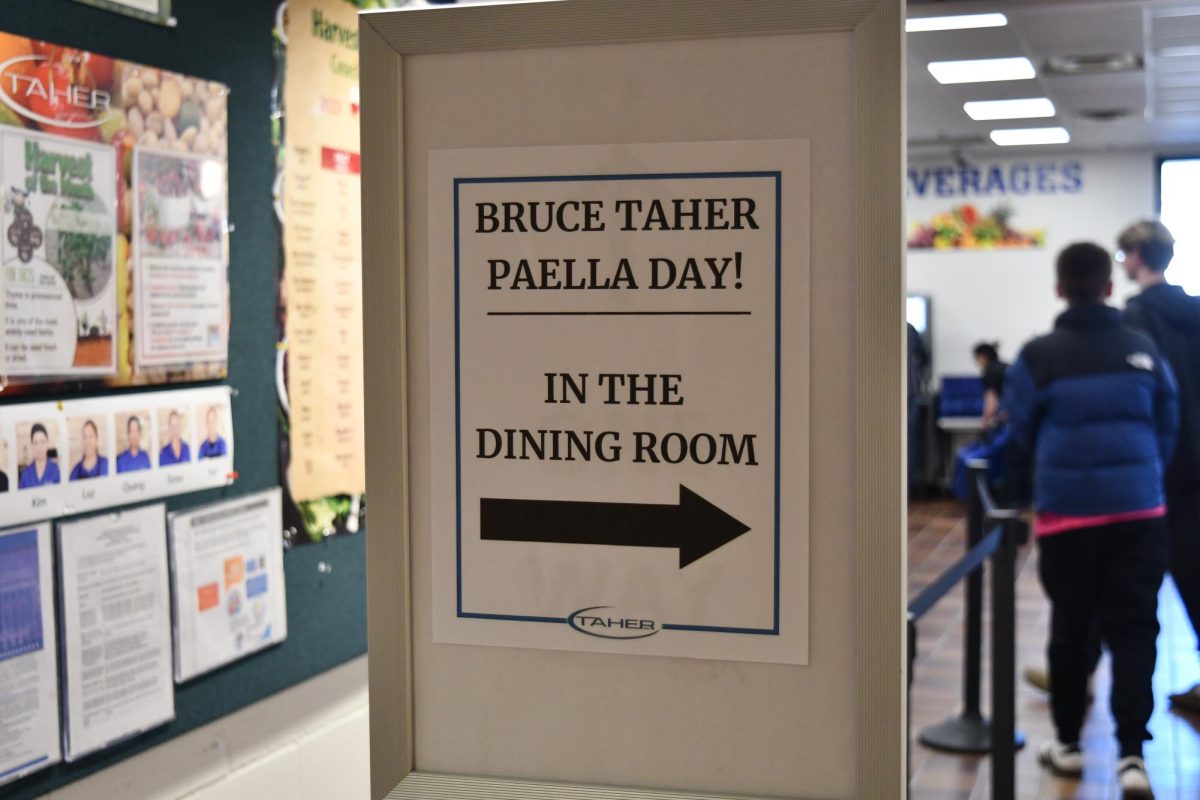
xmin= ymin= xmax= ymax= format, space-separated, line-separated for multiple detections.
xmin=159 ymin=410 xmax=191 ymax=466
xmin=69 ymin=419 xmax=108 ymax=481
xmin=973 ymin=341 xmax=1007 ymax=429
xmin=116 ymin=415 xmax=152 ymax=473
xmin=1005 ymin=243 xmax=1177 ymax=799
xmin=18 ymin=423 xmax=60 ymax=489
xmin=1118 ymin=220 xmax=1200 ymax=712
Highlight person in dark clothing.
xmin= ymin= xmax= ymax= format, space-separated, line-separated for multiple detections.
xmin=908 ymin=322 xmax=929 ymax=493
xmin=1005 ymin=242 xmax=1177 ymax=798
xmin=973 ymin=341 xmax=1007 ymax=429
xmin=1118 ymin=220 xmax=1200 ymax=712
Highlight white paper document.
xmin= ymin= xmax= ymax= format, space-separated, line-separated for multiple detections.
xmin=0 ymin=522 xmax=60 ymax=787
xmin=169 ymin=488 xmax=287 ymax=682
xmin=58 ymin=504 xmax=174 ymax=760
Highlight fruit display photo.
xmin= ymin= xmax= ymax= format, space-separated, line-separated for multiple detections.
xmin=0 ymin=31 xmax=229 ymax=391
xmin=136 ymin=151 xmax=224 ymax=260
xmin=907 ymin=203 xmax=1046 ymax=251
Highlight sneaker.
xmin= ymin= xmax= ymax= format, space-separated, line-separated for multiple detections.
xmin=1024 ymin=666 xmax=1051 ymax=693
xmin=1169 ymin=683 xmax=1200 ymax=714
xmin=1022 ymin=665 xmax=1095 ymax=700
xmin=1037 ymin=740 xmax=1084 ymax=777
xmin=1117 ymin=756 xmax=1153 ymax=799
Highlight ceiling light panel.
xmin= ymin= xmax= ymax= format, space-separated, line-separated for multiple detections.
xmin=928 ymin=57 xmax=1036 ymax=84
xmin=990 ymin=127 xmax=1071 ymax=146
xmin=964 ymin=97 xmax=1056 ymax=120
xmin=906 ymin=13 xmax=1007 ymax=33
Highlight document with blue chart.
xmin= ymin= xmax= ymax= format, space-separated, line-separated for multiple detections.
xmin=0 ymin=522 xmax=60 ymax=787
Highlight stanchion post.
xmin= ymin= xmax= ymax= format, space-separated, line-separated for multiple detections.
xmin=917 ymin=460 xmax=990 ymax=753
xmin=991 ymin=514 xmax=1019 ymax=800
xmin=963 ymin=460 xmax=985 ymax=719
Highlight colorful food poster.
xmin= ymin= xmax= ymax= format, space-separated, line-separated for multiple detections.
xmin=0 ymin=32 xmax=229 ymax=389
xmin=133 ymin=148 xmax=227 ymax=366
xmin=58 ymin=504 xmax=174 ymax=760
xmin=0 ymin=522 xmax=60 ymax=788
xmin=0 ymin=385 xmax=234 ymax=527
xmin=281 ymin=0 xmax=366 ymax=504
xmin=169 ymin=488 xmax=287 ymax=682
xmin=2 ymin=128 xmax=117 ymax=376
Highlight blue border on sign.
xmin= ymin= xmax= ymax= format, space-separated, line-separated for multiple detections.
xmin=454 ymin=171 xmax=783 ymax=636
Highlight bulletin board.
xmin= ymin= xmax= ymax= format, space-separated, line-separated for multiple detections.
xmin=0 ymin=1 xmax=366 ymax=797
xmin=361 ymin=1 xmax=904 ymax=799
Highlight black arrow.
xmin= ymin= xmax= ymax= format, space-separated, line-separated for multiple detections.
xmin=480 ymin=485 xmax=750 ymax=568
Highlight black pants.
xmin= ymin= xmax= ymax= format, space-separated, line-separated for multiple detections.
xmin=1168 ymin=483 xmax=1200 ymax=648
xmin=1038 ymin=518 xmax=1168 ymax=758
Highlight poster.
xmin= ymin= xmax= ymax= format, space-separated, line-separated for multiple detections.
xmin=428 ymin=140 xmax=811 ymax=665
xmin=132 ymin=148 xmax=228 ymax=366
xmin=0 ymin=522 xmax=60 ymax=787
xmin=0 ymin=32 xmax=229 ymax=390
xmin=280 ymin=0 xmax=367 ymax=507
xmin=169 ymin=488 xmax=287 ymax=682
xmin=0 ymin=385 xmax=234 ymax=527
xmin=58 ymin=504 xmax=174 ymax=760
xmin=2 ymin=127 xmax=117 ymax=377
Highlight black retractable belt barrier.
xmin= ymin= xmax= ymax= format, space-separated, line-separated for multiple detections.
xmin=907 ymin=461 xmax=1025 ymax=800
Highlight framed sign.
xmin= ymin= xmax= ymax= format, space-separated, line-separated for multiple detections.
xmin=72 ymin=0 xmax=175 ymax=27
xmin=361 ymin=1 xmax=904 ymax=798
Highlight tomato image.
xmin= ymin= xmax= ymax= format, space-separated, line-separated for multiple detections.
xmin=26 ymin=58 xmax=102 ymax=140
xmin=80 ymin=52 xmax=115 ymax=92
xmin=0 ymin=33 xmax=36 ymax=115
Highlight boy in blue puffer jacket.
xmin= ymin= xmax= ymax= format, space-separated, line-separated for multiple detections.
xmin=1004 ymin=242 xmax=1178 ymax=799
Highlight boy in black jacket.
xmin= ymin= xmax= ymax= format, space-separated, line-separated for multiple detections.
xmin=1119 ymin=220 xmax=1200 ymax=711
xmin=1005 ymin=243 xmax=1178 ymax=799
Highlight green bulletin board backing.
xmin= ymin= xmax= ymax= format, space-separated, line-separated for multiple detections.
xmin=0 ymin=1 xmax=367 ymax=797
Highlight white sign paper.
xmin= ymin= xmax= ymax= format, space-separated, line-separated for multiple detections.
xmin=0 ymin=385 xmax=234 ymax=527
xmin=2 ymin=128 xmax=118 ymax=378
xmin=0 ymin=522 xmax=60 ymax=787
xmin=429 ymin=140 xmax=811 ymax=665
xmin=169 ymin=488 xmax=287 ymax=682
xmin=59 ymin=504 xmax=174 ymax=760
xmin=132 ymin=148 xmax=228 ymax=368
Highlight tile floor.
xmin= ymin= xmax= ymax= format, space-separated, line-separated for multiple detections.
xmin=908 ymin=500 xmax=1200 ymax=799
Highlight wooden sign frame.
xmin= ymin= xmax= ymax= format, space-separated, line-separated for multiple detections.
xmin=360 ymin=1 xmax=904 ymax=797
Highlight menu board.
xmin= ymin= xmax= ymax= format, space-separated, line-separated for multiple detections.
xmin=281 ymin=0 xmax=366 ymax=502
xmin=0 ymin=32 xmax=229 ymax=390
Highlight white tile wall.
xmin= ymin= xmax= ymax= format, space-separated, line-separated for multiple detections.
xmin=47 ymin=656 xmax=369 ymax=800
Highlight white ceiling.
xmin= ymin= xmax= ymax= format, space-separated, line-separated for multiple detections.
xmin=908 ymin=0 xmax=1200 ymax=156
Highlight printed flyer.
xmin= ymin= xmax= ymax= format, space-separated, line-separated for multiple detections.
xmin=58 ymin=504 xmax=174 ymax=760
xmin=0 ymin=522 xmax=60 ymax=788
xmin=0 ymin=32 xmax=229 ymax=389
xmin=2 ymin=128 xmax=117 ymax=376
xmin=0 ymin=385 xmax=234 ymax=527
xmin=169 ymin=488 xmax=287 ymax=682
xmin=133 ymin=148 xmax=227 ymax=366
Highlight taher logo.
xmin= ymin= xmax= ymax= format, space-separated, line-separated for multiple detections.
xmin=567 ymin=606 xmax=660 ymax=640
xmin=0 ymin=54 xmax=114 ymax=130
